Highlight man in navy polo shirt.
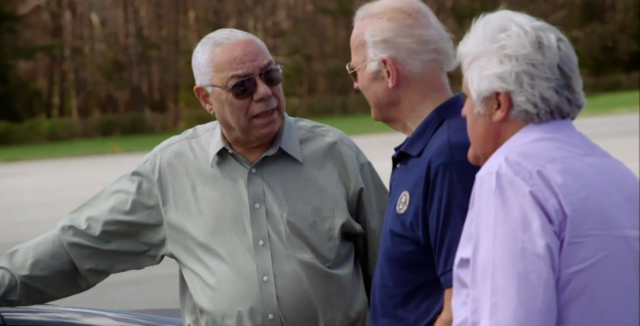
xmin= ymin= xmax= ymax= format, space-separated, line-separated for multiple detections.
xmin=347 ymin=0 xmax=480 ymax=325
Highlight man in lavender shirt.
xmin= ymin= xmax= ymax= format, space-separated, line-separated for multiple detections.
xmin=451 ymin=9 xmax=639 ymax=326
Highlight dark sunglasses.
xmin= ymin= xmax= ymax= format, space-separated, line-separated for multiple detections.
xmin=204 ymin=64 xmax=283 ymax=100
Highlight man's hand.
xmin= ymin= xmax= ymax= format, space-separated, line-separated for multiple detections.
xmin=434 ymin=287 xmax=453 ymax=326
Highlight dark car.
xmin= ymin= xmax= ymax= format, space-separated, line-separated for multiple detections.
xmin=0 ymin=305 xmax=183 ymax=326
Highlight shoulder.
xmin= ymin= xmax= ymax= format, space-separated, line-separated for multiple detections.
xmin=289 ymin=116 xmax=369 ymax=166
xmin=426 ymin=114 xmax=473 ymax=167
xmin=478 ymin=121 xmax=605 ymax=179
xmin=142 ymin=121 xmax=218 ymax=164
xmin=476 ymin=149 xmax=538 ymax=191
xmin=473 ymin=148 xmax=553 ymax=209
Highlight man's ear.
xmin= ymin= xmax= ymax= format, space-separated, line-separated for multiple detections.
xmin=490 ymin=91 xmax=512 ymax=122
xmin=380 ymin=57 xmax=398 ymax=89
xmin=194 ymin=86 xmax=215 ymax=115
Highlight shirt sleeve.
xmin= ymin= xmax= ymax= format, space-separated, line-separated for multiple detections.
xmin=452 ymin=171 xmax=559 ymax=326
xmin=353 ymin=160 xmax=389 ymax=299
xmin=425 ymin=160 xmax=478 ymax=288
xmin=0 ymin=158 xmax=169 ymax=307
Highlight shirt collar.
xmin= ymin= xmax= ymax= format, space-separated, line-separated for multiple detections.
xmin=482 ymin=119 xmax=576 ymax=170
xmin=208 ymin=123 xmax=227 ymax=163
xmin=208 ymin=113 xmax=303 ymax=165
xmin=394 ymin=93 xmax=464 ymax=157
xmin=278 ymin=113 xmax=304 ymax=162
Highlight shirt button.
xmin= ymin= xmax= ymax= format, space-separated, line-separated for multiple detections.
xmin=268 ymin=314 xmax=275 ymax=320
xmin=254 ymin=203 xmax=260 ymax=209
xmin=263 ymin=276 xmax=269 ymax=282
xmin=258 ymin=240 xmax=265 ymax=246
xmin=251 ymin=168 xmax=256 ymax=173
xmin=396 ymin=163 xmax=401 ymax=167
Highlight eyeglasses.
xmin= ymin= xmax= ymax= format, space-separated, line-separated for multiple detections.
xmin=346 ymin=59 xmax=376 ymax=83
xmin=203 ymin=64 xmax=283 ymax=100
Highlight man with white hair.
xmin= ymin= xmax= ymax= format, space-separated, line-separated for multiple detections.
xmin=452 ymin=9 xmax=639 ymax=326
xmin=348 ymin=0 xmax=480 ymax=325
xmin=0 ymin=28 xmax=389 ymax=326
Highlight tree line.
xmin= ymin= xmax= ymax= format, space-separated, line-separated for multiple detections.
xmin=0 ymin=0 xmax=637 ymax=137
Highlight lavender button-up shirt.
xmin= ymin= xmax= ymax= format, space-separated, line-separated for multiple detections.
xmin=452 ymin=119 xmax=639 ymax=326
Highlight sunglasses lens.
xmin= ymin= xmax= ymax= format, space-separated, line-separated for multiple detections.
xmin=263 ymin=67 xmax=283 ymax=87
xmin=227 ymin=66 xmax=282 ymax=100
xmin=231 ymin=77 xmax=257 ymax=99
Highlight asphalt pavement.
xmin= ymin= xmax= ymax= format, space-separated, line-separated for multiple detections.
xmin=0 ymin=113 xmax=637 ymax=314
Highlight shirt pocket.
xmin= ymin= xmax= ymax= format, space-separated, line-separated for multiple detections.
xmin=283 ymin=205 xmax=341 ymax=267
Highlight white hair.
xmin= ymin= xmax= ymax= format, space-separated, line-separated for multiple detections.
xmin=353 ymin=0 xmax=457 ymax=74
xmin=191 ymin=28 xmax=265 ymax=86
xmin=457 ymin=9 xmax=585 ymax=123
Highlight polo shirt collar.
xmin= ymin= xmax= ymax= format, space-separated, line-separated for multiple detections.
xmin=394 ymin=94 xmax=464 ymax=158
xmin=209 ymin=112 xmax=303 ymax=164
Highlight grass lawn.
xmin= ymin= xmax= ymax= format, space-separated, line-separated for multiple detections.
xmin=582 ymin=90 xmax=638 ymax=115
xmin=0 ymin=115 xmax=392 ymax=162
xmin=0 ymin=90 xmax=637 ymax=162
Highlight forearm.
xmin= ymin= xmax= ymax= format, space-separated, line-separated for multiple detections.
xmin=0 ymin=266 xmax=20 ymax=306
xmin=434 ymin=287 xmax=453 ymax=326
xmin=0 ymin=161 xmax=167 ymax=307
xmin=0 ymin=230 xmax=103 ymax=306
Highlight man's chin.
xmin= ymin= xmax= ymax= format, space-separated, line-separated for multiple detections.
xmin=253 ymin=116 xmax=282 ymax=139
xmin=370 ymin=108 xmax=382 ymax=122
xmin=467 ymin=149 xmax=484 ymax=166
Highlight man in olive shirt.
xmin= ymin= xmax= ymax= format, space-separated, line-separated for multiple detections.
xmin=0 ymin=28 xmax=388 ymax=326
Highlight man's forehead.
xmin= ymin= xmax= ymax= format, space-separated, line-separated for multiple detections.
xmin=211 ymin=40 xmax=273 ymax=78
xmin=350 ymin=26 xmax=367 ymax=62
xmin=350 ymin=22 xmax=367 ymax=45
xmin=225 ymin=59 xmax=273 ymax=80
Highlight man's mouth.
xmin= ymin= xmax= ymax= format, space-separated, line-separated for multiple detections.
xmin=254 ymin=108 xmax=276 ymax=119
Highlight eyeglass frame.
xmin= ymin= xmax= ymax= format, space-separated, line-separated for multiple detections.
xmin=345 ymin=58 xmax=378 ymax=83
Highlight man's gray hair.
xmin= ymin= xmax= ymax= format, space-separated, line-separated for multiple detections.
xmin=457 ymin=9 xmax=585 ymax=124
xmin=353 ymin=0 xmax=457 ymax=74
xmin=191 ymin=28 xmax=265 ymax=86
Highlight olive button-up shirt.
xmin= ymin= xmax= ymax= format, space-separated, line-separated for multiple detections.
xmin=0 ymin=114 xmax=389 ymax=326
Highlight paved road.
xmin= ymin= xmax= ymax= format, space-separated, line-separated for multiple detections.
xmin=0 ymin=113 xmax=637 ymax=314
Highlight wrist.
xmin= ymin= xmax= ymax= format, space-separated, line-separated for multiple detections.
xmin=434 ymin=310 xmax=453 ymax=326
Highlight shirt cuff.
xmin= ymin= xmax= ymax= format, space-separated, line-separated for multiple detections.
xmin=439 ymin=269 xmax=453 ymax=288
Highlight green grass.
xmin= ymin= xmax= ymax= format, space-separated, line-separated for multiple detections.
xmin=0 ymin=90 xmax=636 ymax=162
xmin=0 ymin=134 xmax=178 ymax=162
xmin=582 ymin=90 xmax=638 ymax=115
xmin=0 ymin=115 xmax=391 ymax=162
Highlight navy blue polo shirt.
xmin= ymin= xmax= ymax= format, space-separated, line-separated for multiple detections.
xmin=370 ymin=94 xmax=480 ymax=326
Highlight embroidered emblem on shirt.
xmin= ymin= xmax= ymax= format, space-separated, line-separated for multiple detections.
xmin=396 ymin=190 xmax=410 ymax=214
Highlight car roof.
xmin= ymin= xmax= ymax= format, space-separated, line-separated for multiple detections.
xmin=0 ymin=305 xmax=182 ymax=326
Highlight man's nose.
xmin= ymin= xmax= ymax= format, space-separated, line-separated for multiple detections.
xmin=253 ymin=77 xmax=273 ymax=101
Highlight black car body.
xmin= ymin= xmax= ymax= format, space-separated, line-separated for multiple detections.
xmin=0 ymin=305 xmax=182 ymax=326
